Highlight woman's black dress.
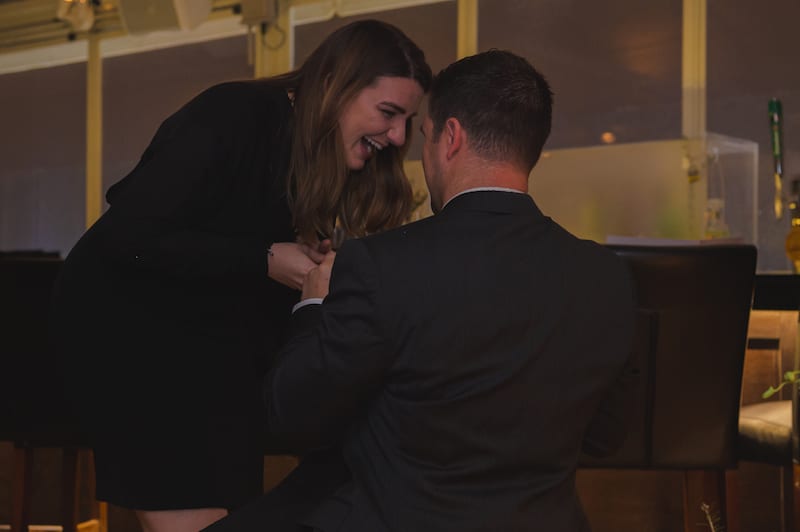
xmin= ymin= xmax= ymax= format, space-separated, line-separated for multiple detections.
xmin=50 ymin=81 xmax=299 ymax=511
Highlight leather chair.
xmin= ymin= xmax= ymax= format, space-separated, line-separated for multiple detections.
xmin=737 ymin=296 xmax=798 ymax=532
xmin=580 ymin=244 xmax=757 ymax=532
xmin=737 ymin=399 xmax=793 ymax=529
xmin=0 ymin=252 xmax=106 ymax=532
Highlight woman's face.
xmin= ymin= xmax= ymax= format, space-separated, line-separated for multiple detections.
xmin=338 ymin=76 xmax=425 ymax=171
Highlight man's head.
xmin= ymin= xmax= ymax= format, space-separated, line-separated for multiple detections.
xmin=421 ymin=50 xmax=553 ymax=212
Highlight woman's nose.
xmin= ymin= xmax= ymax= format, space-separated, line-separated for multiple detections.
xmin=387 ymin=124 xmax=406 ymax=147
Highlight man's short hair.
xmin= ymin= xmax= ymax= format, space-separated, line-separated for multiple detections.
xmin=428 ymin=49 xmax=553 ymax=172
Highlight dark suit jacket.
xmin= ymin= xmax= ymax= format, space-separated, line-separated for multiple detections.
xmin=265 ymin=190 xmax=635 ymax=532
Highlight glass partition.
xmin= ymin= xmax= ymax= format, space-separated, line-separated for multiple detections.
xmin=528 ymin=134 xmax=757 ymax=246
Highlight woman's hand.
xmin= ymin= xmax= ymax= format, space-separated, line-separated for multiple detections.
xmin=267 ymin=242 xmax=320 ymax=290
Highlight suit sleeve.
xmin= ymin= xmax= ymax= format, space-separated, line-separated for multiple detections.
xmin=581 ymin=256 xmax=638 ymax=457
xmin=580 ymin=349 xmax=639 ymax=457
xmin=91 ymin=85 xmax=276 ymax=278
xmin=263 ymin=239 xmax=392 ymax=454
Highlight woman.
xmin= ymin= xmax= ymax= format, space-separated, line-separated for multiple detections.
xmin=50 ymin=19 xmax=431 ymax=532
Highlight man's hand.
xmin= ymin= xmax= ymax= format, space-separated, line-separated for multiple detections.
xmin=299 ymin=238 xmax=332 ymax=264
xmin=302 ymin=251 xmax=336 ymax=300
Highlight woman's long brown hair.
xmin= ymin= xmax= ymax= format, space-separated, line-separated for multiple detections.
xmin=269 ymin=20 xmax=432 ymax=243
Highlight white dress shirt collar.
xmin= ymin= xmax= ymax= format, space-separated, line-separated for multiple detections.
xmin=442 ymin=187 xmax=525 ymax=210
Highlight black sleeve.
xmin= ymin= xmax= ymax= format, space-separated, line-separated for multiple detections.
xmin=93 ymin=83 xmax=279 ymax=278
xmin=263 ymin=239 xmax=393 ymax=454
xmin=581 ymin=258 xmax=638 ymax=457
xmin=580 ymin=348 xmax=640 ymax=457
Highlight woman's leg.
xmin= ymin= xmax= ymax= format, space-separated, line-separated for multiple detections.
xmin=136 ymin=508 xmax=228 ymax=532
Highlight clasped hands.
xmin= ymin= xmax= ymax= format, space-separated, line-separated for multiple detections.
xmin=267 ymin=239 xmax=337 ymax=300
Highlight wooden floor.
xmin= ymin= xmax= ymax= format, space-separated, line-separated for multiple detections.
xmin=577 ymin=464 xmax=786 ymax=532
xmin=0 ymin=443 xmax=787 ymax=531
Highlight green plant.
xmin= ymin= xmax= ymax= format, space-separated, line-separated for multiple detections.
xmin=763 ymin=370 xmax=800 ymax=399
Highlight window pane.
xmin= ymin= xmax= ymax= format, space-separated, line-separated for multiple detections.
xmin=0 ymin=63 xmax=86 ymax=254
xmin=478 ymin=0 xmax=683 ymax=149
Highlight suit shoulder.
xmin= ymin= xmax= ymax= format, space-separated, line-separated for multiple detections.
xmin=580 ymin=240 xmax=634 ymax=299
xmin=341 ymin=217 xmax=439 ymax=276
xmin=360 ymin=215 xmax=438 ymax=249
xmin=546 ymin=222 xmax=623 ymax=268
xmin=548 ymin=225 xmax=632 ymax=288
xmin=579 ymin=238 xmax=626 ymax=267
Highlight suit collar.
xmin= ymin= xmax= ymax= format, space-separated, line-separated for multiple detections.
xmin=440 ymin=189 xmax=544 ymax=218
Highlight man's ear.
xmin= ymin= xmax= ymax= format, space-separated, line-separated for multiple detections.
xmin=444 ymin=117 xmax=464 ymax=160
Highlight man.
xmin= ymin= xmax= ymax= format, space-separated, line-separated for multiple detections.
xmin=206 ymin=50 xmax=635 ymax=532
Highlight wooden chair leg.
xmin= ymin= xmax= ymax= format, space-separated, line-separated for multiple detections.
xmin=790 ymin=463 xmax=800 ymax=532
xmin=98 ymin=502 xmax=109 ymax=532
xmin=78 ymin=449 xmax=108 ymax=532
xmin=9 ymin=445 xmax=104 ymax=532
xmin=725 ymin=469 xmax=740 ymax=532
xmin=85 ymin=448 xmax=99 ymax=526
xmin=62 ymin=447 xmax=81 ymax=532
xmin=11 ymin=446 xmax=33 ymax=532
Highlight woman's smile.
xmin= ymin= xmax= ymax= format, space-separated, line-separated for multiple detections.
xmin=338 ymin=76 xmax=424 ymax=170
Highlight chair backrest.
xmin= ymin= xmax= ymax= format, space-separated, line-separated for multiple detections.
xmin=0 ymin=254 xmax=87 ymax=446
xmin=581 ymin=244 xmax=757 ymax=470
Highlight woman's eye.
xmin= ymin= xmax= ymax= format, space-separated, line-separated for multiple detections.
xmin=381 ymin=109 xmax=395 ymax=119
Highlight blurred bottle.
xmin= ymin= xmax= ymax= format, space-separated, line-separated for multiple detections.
xmin=769 ymin=98 xmax=785 ymax=219
xmin=704 ymin=148 xmax=729 ymax=239
xmin=704 ymin=198 xmax=730 ymax=239
xmin=785 ymin=179 xmax=800 ymax=273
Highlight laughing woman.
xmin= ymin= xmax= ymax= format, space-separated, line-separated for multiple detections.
xmin=49 ymin=19 xmax=431 ymax=532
